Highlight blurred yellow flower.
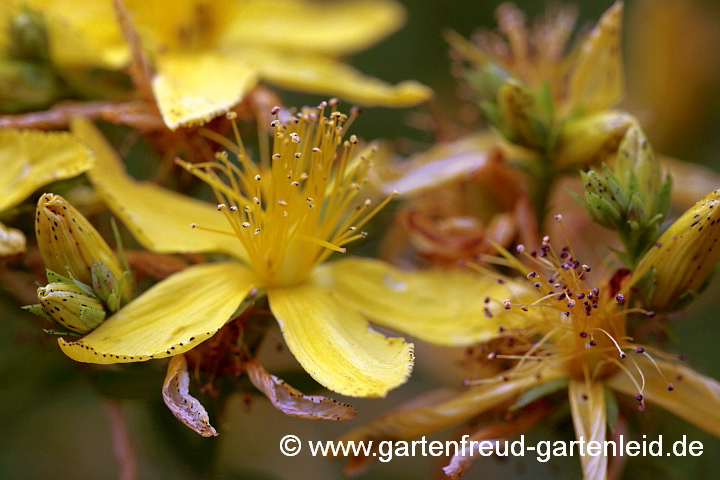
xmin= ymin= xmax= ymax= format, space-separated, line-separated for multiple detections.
xmin=0 ymin=129 xmax=93 ymax=256
xmin=341 ymin=235 xmax=720 ymax=479
xmin=63 ymin=109 xmax=512 ymax=398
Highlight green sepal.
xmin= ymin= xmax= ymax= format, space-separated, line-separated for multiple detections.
xmin=633 ymin=266 xmax=657 ymax=308
xmin=46 ymin=269 xmax=72 ymax=284
xmin=22 ymin=304 xmax=51 ymax=321
xmin=42 ymin=328 xmax=82 ymax=337
xmin=668 ymin=266 xmax=716 ymax=312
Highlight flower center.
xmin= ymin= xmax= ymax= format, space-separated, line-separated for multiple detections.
xmin=179 ymin=101 xmax=395 ymax=287
xmin=467 ymin=220 xmax=672 ymax=408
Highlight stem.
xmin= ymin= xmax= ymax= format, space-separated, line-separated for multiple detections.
xmin=532 ymin=160 xmax=554 ymax=231
xmin=106 ymin=400 xmax=137 ymax=480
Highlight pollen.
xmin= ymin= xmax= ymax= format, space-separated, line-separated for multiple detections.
xmin=178 ymin=102 xmax=394 ymax=286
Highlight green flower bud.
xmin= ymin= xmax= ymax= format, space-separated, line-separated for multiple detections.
xmin=481 ymin=79 xmax=551 ymax=151
xmin=578 ymin=123 xmax=672 ymax=266
xmin=36 ymin=194 xmax=126 ymax=293
xmin=34 ymin=282 xmax=106 ymax=334
xmin=0 ymin=61 xmax=65 ymax=113
xmin=7 ymin=7 xmax=49 ymax=61
xmin=91 ymin=260 xmax=123 ymax=312
xmin=632 ymin=190 xmax=720 ymax=311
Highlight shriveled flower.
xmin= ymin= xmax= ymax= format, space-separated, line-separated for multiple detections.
xmin=63 ymin=107 xmax=511 ymax=404
xmin=0 ymin=129 xmax=93 ymax=256
xmin=371 ymin=132 xmax=538 ymax=265
xmin=340 ymin=231 xmax=720 ymax=480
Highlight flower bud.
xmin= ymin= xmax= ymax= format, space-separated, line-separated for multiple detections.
xmin=91 ymin=260 xmax=123 ymax=312
xmin=35 ymin=282 xmax=106 ymax=334
xmin=36 ymin=193 xmax=124 ymax=289
xmin=554 ymin=111 xmax=635 ymax=171
xmin=633 ymin=189 xmax=720 ymax=311
xmin=8 ymin=7 xmax=49 ymax=61
xmin=493 ymin=79 xmax=549 ymax=150
xmin=614 ymin=125 xmax=671 ymax=221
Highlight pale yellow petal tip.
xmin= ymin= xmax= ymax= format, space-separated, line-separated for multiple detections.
xmin=57 ymin=328 xmax=219 ymax=364
xmin=383 ymin=81 xmax=434 ymax=107
xmin=0 ymin=223 xmax=26 ymax=256
xmin=0 ymin=129 xmax=94 ymax=212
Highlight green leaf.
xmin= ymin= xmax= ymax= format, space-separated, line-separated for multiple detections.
xmin=509 ymin=378 xmax=569 ymax=411
xmin=605 ymin=387 xmax=619 ymax=433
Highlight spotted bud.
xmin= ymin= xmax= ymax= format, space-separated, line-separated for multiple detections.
xmin=614 ymin=125 xmax=671 ymax=224
xmin=36 ymin=194 xmax=125 ymax=292
xmin=579 ymin=123 xmax=671 ymax=266
xmin=91 ymin=260 xmax=123 ymax=312
xmin=554 ymin=111 xmax=635 ymax=171
xmin=632 ymin=190 xmax=720 ymax=311
xmin=34 ymin=282 xmax=106 ymax=334
xmin=492 ymin=79 xmax=549 ymax=150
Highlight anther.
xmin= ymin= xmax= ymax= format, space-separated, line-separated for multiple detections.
xmin=191 ymin=223 xmax=196 ymax=228
xmin=217 ymin=204 xmax=226 ymax=211
xmin=636 ymin=347 xmax=645 ymax=353
xmin=230 ymin=206 xmax=238 ymax=212
xmin=503 ymin=299 xmax=511 ymax=310
xmin=516 ymin=244 xmax=525 ymax=253
xmin=616 ymin=294 xmax=625 ymax=305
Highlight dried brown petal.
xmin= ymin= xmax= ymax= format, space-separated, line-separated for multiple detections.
xmin=162 ymin=355 xmax=218 ymax=437
xmin=246 ymin=361 xmax=356 ymax=421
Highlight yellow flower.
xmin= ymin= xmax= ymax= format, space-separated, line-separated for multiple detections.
xmin=340 ymin=235 xmax=720 ymax=479
xmin=0 ymin=129 xmax=93 ymax=256
xmin=64 ymin=110 xmax=510 ymax=398
xmin=18 ymin=0 xmax=430 ymax=129
xmin=126 ymin=0 xmax=432 ymax=129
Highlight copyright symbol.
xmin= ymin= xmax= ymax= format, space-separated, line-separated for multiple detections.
xmin=280 ymin=435 xmax=301 ymax=456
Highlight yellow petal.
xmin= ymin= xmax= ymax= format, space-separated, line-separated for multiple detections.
xmin=123 ymin=0 xmax=234 ymax=51
xmin=371 ymin=132 xmax=497 ymax=196
xmin=568 ymin=380 xmax=608 ymax=480
xmin=659 ymin=155 xmax=720 ymax=210
xmin=71 ymin=117 xmax=246 ymax=260
xmin=0 ymin=221 xmax=26 ymax=256
xmin=26 ymin=0 xmax=128 ymax=69
xmin=59 ymin=261 xmax=255 ymax=364
xmin=314 ymin=257 xmax=530 ymax=346
xmin=565 ymin=1 xmax=624 ymax=114
xmin=245 ymin=361 xmax=356 ymax=420
xmin=607 ymin=356 xmax=720 ymax=436
xmin=163 ymin=354 xmax=218 ymax=436
xmin=0 ymin=129 xmax=93 ymax=212
xmin=256 ymin=50 xmax=432 ymax=107
xmin=267 ymin=283 xmax=413 ymax=398
xmin=151 ymin=52 xmax=259 ymax=130
xmin=218 ymin=0 xmax=405 ymax=55
xmin=340 ymin=368 xmax=565 ymax=442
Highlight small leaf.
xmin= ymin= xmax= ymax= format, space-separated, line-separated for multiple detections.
xmin=510 ymin=378 xmax=569 ymax=411
xmin=605 ymin=386 xmax=619 ymax=433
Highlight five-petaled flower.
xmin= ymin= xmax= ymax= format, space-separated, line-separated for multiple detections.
xmin=63 ymin=108 xmax=511 ymax=399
